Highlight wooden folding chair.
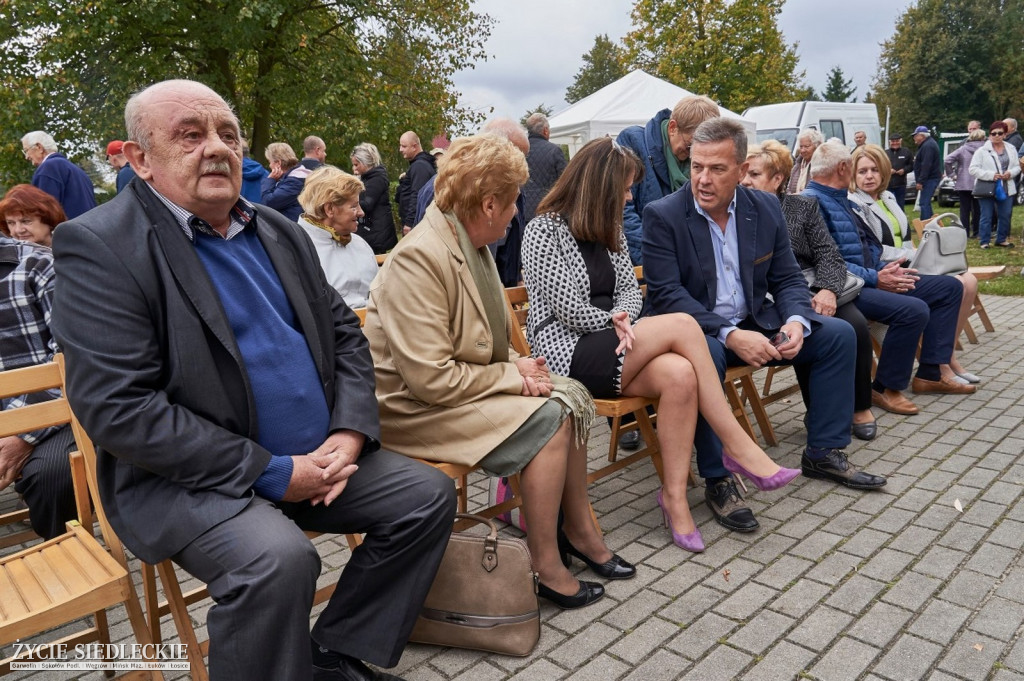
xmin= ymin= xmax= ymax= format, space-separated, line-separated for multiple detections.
xmin=0 ymin=496 xmax=36 ymax=551
xmin=0 ymin=357 xmax=162 ymax=679
xmin=504 ymin=285 xmax=682 ymax=487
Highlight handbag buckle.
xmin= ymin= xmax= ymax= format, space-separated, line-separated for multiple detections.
xmin=482 ymin=536 xmax=498 ymax=572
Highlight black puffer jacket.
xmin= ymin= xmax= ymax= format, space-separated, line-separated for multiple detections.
xmin=395 ymin=152 xmax=437 ymax=227
xmin=356 ymin=165 xmax=397 ymax=254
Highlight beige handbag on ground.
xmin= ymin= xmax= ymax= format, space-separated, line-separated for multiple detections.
xmin=409 ymin=513 xmax=540 ymax=656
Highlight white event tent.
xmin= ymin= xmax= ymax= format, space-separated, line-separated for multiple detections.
xmin=548 ymin=69 xmax=756 ymax=157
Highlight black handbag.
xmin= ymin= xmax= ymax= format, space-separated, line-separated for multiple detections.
xmin=409 ymin=513 xmax=540 ymax=656
xmin=973 ymin=179 xmax=996 ymax=198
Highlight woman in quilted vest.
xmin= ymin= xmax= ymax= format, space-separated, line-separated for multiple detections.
xmin=522 ymin=138 xmax=799 ymax=555
xmin=849 ymin=144 xmax=981 ymax=385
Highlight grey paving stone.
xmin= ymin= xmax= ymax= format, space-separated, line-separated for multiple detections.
xmin=452 ymin=661 xmax=510 ymax=681
xmin=969 ymin=597 xmax=1024 ymax=641
xmin=908 ymin=599 xmax=972 ymax=645
xmin=965 ymin=543 xmax=1017 ymax=577
xmin=713 ymin=581 xmax=777 ymax=620
xmin=740 ymin=532 xmax=798 ymax=565
xmin=774 ymin=512 xmax=825 ymax=540
xmin=915 ymin=545 xmax=969 ymax=579
xmin=788 ymin=530 xmax=845 ymax=561
xmin=752 ymin=554 xmax=815 ymax=590
xmin=725 ymin=609 xmax=795 ymax=656
xmin=938 ymin=522 xmax=987 ymax=553
xmin=546 ymin=622 xmax=621 ymax=669
xmin=806 ymin=549 xmax=862 ymax=584
xmin=607 ymin=616 xmax=680 ymax=665
xmin=847 ymin=601 xmax=914 ymax=648
xmin=992 ymin=670 xmax=1024 ymax=681
xmin=769 ymin=578 xmax=831 ymax=619
xmin=981 ymin=481 xmax=1024 ymax=506
xmin=665 ymin=611 xmax=736 ymax=661
xmin=809 ymin=635 xmax=882 ymax=681
xmin=995 ymin=567 xmax=1024 ymax=604
xmin=916 ymin=504 xmax=960 ymax=532
xmin=939 ymin=570 xmax=998 ymax=608
xmin=892 ymin=525 xmax=941 ymax=554
xmin=787 ymin=604 xmax=854 ymax=650
xmin=602 ymin=588 xmax=671 ymax=632
xmin=961 ymin=499 xmax=1008 ymax=528
xmin=619 ymin=649 xmax=692 ymax=681
xmin=858 ymin=547 xmax=914 ymax=583
xmin=648 ymin=560 xmax=715 ymax=598
xmin=546 ymin=596 xmax=617 ymax=634
xmin=873 ymin=633 xmax=943 ymax=681
xmin=564 ymin=654 xmax=629 ymax=681
xmin=825 ymin=574 xmax=887 ymax=615
xmin=841 ymin=527 xmax=893 ymax=558
xmin=1005 ymin=636 xmax=1024 ymax=672
xmin=988 ymin=519 xmax=1024 ymax=551
xmin=937 ymin=633 xmax=1004 ymax=680
xmin=659 ymin=584 xmax=724 ymax=625
xmin=893 ymin=487 xmax=941 ymax=512
xmin=741 ymin=640 xmax=816 ymax=681
xmin=882 ymin=571 xmax=942 ymax=610
xmin=507 ymin=659 xmax=570 ymax=681
xmin=674 ymin=642 xmax=752 ymax=681
xmin=699 ymin=557 xmax=764 ymax=594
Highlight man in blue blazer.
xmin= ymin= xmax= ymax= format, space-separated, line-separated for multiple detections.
xmin=52 ymin=80 xmax=454 ymax=681
xmin=643 ymin=118 xmax=886 ymax=533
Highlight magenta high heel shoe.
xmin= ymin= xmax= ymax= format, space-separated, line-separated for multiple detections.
xmin=656 ymin=489 xmax=704 ymax=553
xmin=722 ymin=450 xmax=800 ymax=492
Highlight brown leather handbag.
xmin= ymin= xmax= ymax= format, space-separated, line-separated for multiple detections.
xmin=409 ymin=513 xmax=540 ymax=656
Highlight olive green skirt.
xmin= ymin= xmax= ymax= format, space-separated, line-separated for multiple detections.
xmin=478 ymin=399 xmax=569 ymax=477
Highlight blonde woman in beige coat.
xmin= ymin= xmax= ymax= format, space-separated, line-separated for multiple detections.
xmin=365 ymin=134 xmax=624 ymax=611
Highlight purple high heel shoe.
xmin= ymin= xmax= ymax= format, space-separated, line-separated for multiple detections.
xmin=656 ymin=489 xmax=704 ymax=553
xmin=722 ymin=450 xmax=800 ymax=492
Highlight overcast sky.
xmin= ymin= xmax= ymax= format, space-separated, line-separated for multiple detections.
xmin=452 ymin=0 xmax=915 ymax=123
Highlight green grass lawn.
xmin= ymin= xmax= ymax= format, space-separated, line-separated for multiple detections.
xmin=905 ymin=202 xmax=1024 ymax=296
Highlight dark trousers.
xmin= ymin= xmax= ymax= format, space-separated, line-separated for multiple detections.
xmin=957 ymin=191 xmax=980 ymax=236
xmin=794 ymin=302 xmax=872 ymax=413
xmin=919 ymin=178 xmax=940 ymax=220
xmin=853 ymin=275 xmax=962 ymax=390
xmin=694 ymin=316 xmax=855 ymax=479
xmin=172 ymin=450 xmax=456 ymax=681
xmin=890 ymin=186 xmax=907 ymax=209
xmin=14 ymin=424 xmax=77 ymax=539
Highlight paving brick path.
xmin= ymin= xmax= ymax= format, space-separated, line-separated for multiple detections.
xmin=5 ymin=294 xmax=1024 ymax=680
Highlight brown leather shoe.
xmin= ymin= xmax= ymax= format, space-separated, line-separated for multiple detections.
xmin=871 ymin=389 xmax=920 ymax=415
xmin=911 ymin=376 xmax=977 ymax=395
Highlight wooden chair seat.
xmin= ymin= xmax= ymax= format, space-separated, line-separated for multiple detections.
xmin=0 ymin=358 xmax=161 ymax=678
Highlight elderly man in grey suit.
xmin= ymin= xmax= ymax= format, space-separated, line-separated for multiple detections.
xmin=51 ymin=79 xmax=455 ymax=681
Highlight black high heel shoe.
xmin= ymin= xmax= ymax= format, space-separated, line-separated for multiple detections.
xmin=558 ymin=531 xmax=636 ymax=580
xmin=537 ymin=580 xmax=605 ymax=609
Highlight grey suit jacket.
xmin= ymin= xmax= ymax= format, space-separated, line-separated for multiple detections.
xmin=51 ymin=178 xmax=379 ymax=564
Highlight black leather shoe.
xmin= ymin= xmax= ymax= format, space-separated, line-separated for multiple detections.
xmin=619 ymin=430 xmax=642 ymax=450
xmin=801 ymin=449 xmax=887 ymax=490
xmin=537 ymin=579 xmax=605 ymax=609
xmin=313 ymin=654 xmax=406 ymax=681
xmin=705 ymin=478 xmax=759 ymax=533
xmin=851 ymin=421 xmax=877 ymax=441
xmin=558 ymin=532 xmax=636 ymax=580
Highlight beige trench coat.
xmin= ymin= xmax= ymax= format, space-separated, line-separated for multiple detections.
xmin=364 ymin=204 xmax=547 ymax=465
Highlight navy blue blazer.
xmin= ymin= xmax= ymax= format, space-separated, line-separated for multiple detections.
xmin=641 ymin=183 xmax=816 ymax=337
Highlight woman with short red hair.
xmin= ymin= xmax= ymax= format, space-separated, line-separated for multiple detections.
xmin=0 ymin=184 xmax=66 ymax=247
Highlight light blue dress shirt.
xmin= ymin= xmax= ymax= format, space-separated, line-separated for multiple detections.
xmin=693 ymin=193 xmax=810 ymax=345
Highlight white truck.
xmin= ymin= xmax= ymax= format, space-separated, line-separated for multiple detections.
xmin=742 ymin=101 xmax=883 ymax=152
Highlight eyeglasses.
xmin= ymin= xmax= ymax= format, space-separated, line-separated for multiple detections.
xmin=991 ymin=131 xmax=1005 ymax=136
xmin=21 ymin=145 xmax=35 ymax=158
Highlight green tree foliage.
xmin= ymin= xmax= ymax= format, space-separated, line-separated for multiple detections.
xmin=623 ymin=0 xmax=807 ymax=111
xmin=0 ymin=0 xmax=492 ymax=187
xmin=820 ymin=66 xmax=856 ymax=102
xmin=872 ymin=0 xmax=1001 ymax=135
xmin=520 ymin=104 xmax=554 ymax=127
xmin=565 ymin=34 xmax=628 ymax=104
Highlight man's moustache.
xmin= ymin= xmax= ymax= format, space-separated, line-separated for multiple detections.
xmin=202 ymin=162 xmax=232 ymax=174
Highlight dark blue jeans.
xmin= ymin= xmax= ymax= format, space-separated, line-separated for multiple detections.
xmin=978 ymin=195 xmax=1013 ymax=246
xmin=918 ymin=178 xmax=940 ymax=220
xmin=854 ymin=274 xmax=963 ymax=390
xmin=694 ymin=316 xmax=856 ymax=479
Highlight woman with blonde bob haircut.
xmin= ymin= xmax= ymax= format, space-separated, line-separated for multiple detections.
xmin=296 ymin=165 xmax=378 ymax=308
xmin=523 ymin=138 xmax=799 ymax=554
xmin=365 ymin=134 xmax=625 ymax=610
xmin=848 ymin=144 xmax=981 ymax=385
xmin=742 ymin=140 xmax=878 ymax=440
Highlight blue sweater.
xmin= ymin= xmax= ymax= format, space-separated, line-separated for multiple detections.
xmin=32 ymin=153 xmax=96 ymax=219
xmin=193 ymin=228 xmax=331 ymax=500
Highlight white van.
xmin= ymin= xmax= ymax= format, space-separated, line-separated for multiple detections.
xmin=742 ymin=101 xmax=882 ymax=153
